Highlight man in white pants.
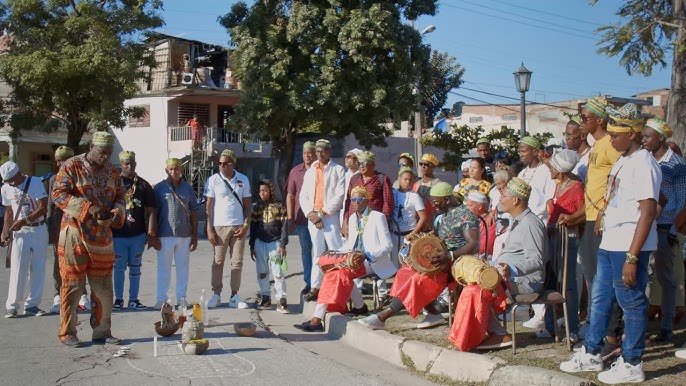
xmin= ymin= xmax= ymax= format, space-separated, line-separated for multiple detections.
xmin=299 ymin=139 xmax=345 ymax=302
xmin=1 ymin=161 xmax=49 ymax=318
xmin=150 ymin=158 xmax=199 ymax=310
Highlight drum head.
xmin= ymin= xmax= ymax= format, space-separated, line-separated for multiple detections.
xmin=409 ymin=235 xmax=446 ymax=274
xmin=478 ymin=266 xmax=500 ymax=291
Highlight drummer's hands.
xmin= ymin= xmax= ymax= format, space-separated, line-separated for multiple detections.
xmin=430 ymin=250 xmax=451 ymax=267
xmin=352 ymin=251 xmax=366 ymax=267
xmin=497 ymin=263 xmax=511 ymax=280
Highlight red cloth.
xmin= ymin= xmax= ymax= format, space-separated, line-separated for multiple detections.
xmin=187 ymin=118 xmax=202 ymax=141
xmin=547 ymin=181 xmax=584 ymax=225
xmin=316 ymin=253 xmax=366 ymax=313
xmin=448 ymin=283 xmax=508 ymax=351
xmin=389 ymin=266 xmax=448 ymax=318
xmin=479 ymin=219 xmax=496 ymax=256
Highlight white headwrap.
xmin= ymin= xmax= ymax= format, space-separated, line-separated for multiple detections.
xmin=466 ymin=191 xmax=488 ymax=204
xmin=549 ymin=149 xmax=579 ymax=173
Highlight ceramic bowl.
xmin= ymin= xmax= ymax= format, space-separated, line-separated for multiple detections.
xmin=234 ymin=322 xmax=257 ymax=337
xmin=154 ymin=321 xmax=178 ymax=337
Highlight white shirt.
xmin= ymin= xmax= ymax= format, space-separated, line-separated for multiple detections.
xmin=341 ymin=209 xmax=396 ymax=280
xmin=299 ymin=160 xmax=345 ymax=216
xmin=518 ymin=163 xmax=556 ymax=223
xmin=391 ymin=189 xmax=424 ymax=233
xmin=601 ymin=148 xmax=661 ymax=252
xmin=572 ymin=148 xmax=591 ymax=183
xmin=204 ymin=171 xmax=251 ymax=226
xmin=1 ymin=176 xmax=47 ymax=224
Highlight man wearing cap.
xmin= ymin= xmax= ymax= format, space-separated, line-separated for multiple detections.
xmin=359 ymin=182 xmax=479 ymax=330
xmin=392 ymin=152 xmax=415 ymax=189
xmin=564 ymin=116 xmax=591 ymax=182
xmin=342 ymin=148 xmax=363 ymax=227
xmin=641 ymin=118 xmax=684 ymax=343
xmin=413 ymin=153 xmax=442 ymax=225
xmin=560 ymin=104 xmax=659 ymax=384
xmin=344 ymin=150 xmax=394 ymax=233
xmin=51 ymin=131 xmax=126 ymax=347
xmin=47 ymin=146 xmax=86 ymax=314
xmin=476 ymin=138 xmax=494 ymax=174
xmin=464 ymin=191 xmax=495 ymax=258
xmin=299 ymin=139 xmax=346 ymax=301
xmin=286 ymin=142 xmax=316 ymax=295
xmin=112 ymin=151 xmax=157 ymax=310
xmin=205 ymin=149 xmax=251 ymax=309
xmin=1 ymin=161 xmax=49 ymax=318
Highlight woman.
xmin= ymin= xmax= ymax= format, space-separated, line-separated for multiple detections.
xmin=539 ymin=149 xmax=584 ymax=341
xmin=392 ymin=167 xmax=428 ymax=266
xmin=454 ymin=158 xmax=492 ymax=201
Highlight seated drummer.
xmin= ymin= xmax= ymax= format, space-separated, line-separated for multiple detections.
xmin=476 ymin=177 xmax=546 ymax=350
xmin=464 ymin=191 xmax=496 ymax=258
xmin=358 ymin=182 xmax=479 ymax=330
xmin=294 ymin=186 xmax=397 ymax=332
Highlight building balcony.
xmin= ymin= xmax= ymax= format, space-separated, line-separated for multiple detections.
xmin=167 ymin=126 xmax=267 ymax=156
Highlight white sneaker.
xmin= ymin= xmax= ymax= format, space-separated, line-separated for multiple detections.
xmin=152 ymin=301 xmax=164 ymax=310
xmin=228 ymin=294 xmax=248 ymax=309
xmin=676 ymin=349 xmax=686 ymax=359
xmin=534 ymin=329 xmax=553 ymax=339
xmin=177 ymin=297 xmax=189 ymax=310
xmin=523 ymin=316 xmax=545 ymax=330
xmin=207 ymin=294 xmax=221 ymax=308
xmin=416 ymin=313 xmax=445 ymax=329
xmin=78 ymin=294 xmax=91 ymax=311
xmin=597 ymin=357 xmax=645 ymax=384
xmin=560 ymin=346 xmax=603 ymax=373
xmin=358 ymin=314 xmax=386 ymax=330
xmin=50 ymin=295 xmax=61 ymax=314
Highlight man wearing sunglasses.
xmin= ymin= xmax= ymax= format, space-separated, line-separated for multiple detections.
xmin=412 ymin=153 xmax=442 ymax=227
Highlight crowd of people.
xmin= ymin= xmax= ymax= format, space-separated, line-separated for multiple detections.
xmin=1 ymin=97 xmax=686 ymax=384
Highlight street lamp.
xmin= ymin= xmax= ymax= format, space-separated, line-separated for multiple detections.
xmin=412 ymin=24 xmax=436 ymax=176
xmin=513 ymin=62 xmax=532 ymax=137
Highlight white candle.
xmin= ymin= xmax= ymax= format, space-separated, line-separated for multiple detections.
xmin=153 ymin=336 xmax=158 ymax=357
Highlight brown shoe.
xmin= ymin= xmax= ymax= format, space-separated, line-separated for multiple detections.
xmin=304 ymin=288 xmax=319 ymax=302
xmin=477 ymin=334 xmax=513 ymax=350
xmin=61 ymin=335 xmax=83 ymax=348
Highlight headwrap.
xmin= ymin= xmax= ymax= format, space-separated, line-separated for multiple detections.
xmin=54 ymin=146 xmax=74 ymax=159
xmin=358 ymin=151 xmax=375 ymax=163
xmin=476 ymin=137 xmax=490 ymax=146
xmin=91 ymin=131 xmax=115 ymax=147
xmin=606 ymin=103 xmax=645 ymax=133
xmin=347 ymin=148 xmax=363 ymax=158
xmin=220 ymin=149 xmax=238 ymax=162
xmin=166 ymin=158 xmax=182 ymax=168
xmin=519 ymin=136 xmax=542 ymax=150
xmin=461 ymin=159 xmax=472 ymax=171
xmin=303 ymin=141 xmax=316 ymax=150
xmin=569 ymin=115 xmax=581 ymax=125
xmin=397 ymin=166 xmax=414 ymax=177
xmin=315 ymin=139 xmax=331 ymax=150
xmin=420 ymin=153 xmax=439 ymax=167
xmin=398 ymin=152 xmax=415 ymax=166
xmin=505 ymin=177 xmax=531 ymax=201
xmin=583 ymin=96 xmax=610 ymax=119
xmin=119 ymin=150 xmax=135 ymax=162
xmin=350 ymin=186 xmax=369 ymax=199
xmin=429 ymin=182 xmax=453 ymax=197
xmin=645 ymin=117 xmax=673 ymax=138
xmin=466 ymin=191 xmax=488 ymax=204
xmin=549 ymin=149 xmax=579 ymax=173
xmin=0 ymin=161 xmax=19 ymax=180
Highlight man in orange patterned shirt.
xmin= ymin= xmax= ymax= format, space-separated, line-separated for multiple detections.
xmin=52 ymin=131 xmax=126 ymax=347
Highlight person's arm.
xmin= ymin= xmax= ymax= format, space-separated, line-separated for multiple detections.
xmin=52 ymin=163 xmax=99 ymax=221
xmin=323 ymin=166 xmax=345 ymax=215
xmin=364 ymin=212 xmax=393 ymax=262
xmin=410 ymin=209 xmax=428 ymax=239
xmin=278 ymin=204 xmax=289 ymax=248
xmin=513 ymin=221 xmax=546 ymax=276
xmin=299 ymin=169 xmax=314 ymax=216
xmin=381 ymin=175 xmax=394 ymax=219
xmin=628 ymin=199 xmax=657 ymax=257
xmin=1 ymin=205 xmax=12 ymax=245
xmin=451 ymin=228 xmax=480 ymax=258
xmin=110 ymin=174 xmax=127 ymax=229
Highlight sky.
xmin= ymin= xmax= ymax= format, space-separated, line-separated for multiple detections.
xmin=156 ymin=0 xmax=672 ymax=107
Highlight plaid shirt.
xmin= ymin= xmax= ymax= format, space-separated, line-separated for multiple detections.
xmin=344 ymin=171 xmax=394 ymax=222
xmin=656 ymin=147 xmax=686 ymax=230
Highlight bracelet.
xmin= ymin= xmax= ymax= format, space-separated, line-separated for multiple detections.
xmin=625 ymin=252 xmax=639 ymax=264
xmin=242 ymin=223 xmax=249 ymax=228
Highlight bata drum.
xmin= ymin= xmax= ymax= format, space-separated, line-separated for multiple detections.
xmin=451 ymin=255 xmax=500 ymax=291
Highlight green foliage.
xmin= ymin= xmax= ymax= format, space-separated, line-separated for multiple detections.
xmin=423 ymin=50 xmax=464 ymax=127
xmin=0 ymin=0 xmax=164 ymax=148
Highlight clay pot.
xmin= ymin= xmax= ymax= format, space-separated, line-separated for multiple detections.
xmin=179 ymin=339 xmax=209 ymax=355
xmin=154 ymin=321 xmax=178 ymax=337
xmin=234 ymin=322 xmax=257 ymax=337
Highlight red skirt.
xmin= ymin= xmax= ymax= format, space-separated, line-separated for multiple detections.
xmin=448 ymin=283 xmax=508 ymax=351
xmin=389 ymin=266 xmax=448 ymax=318
xmin=317 ymin=253 xmax=367 ymax=314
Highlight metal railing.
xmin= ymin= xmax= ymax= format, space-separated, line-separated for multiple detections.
xmin=169 ymin=126 xmax=261 ymax=144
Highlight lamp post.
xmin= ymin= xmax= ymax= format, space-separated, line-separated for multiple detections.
xmin=513 ymin=63 xmax=532 ymax=137
xmin=410 ymin=23 xmax=436 ymax=176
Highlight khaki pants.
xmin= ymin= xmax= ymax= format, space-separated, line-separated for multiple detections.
xmin=211 ymin=225 xmax=245 ymax=296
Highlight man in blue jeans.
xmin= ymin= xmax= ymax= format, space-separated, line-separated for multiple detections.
xmin=560 ymin=103 xmax=661 ymax=384
xmin=112 ymin=151 xmax=157 ymax=310
xmin=286 ymin=142 xmax=315 ymax=295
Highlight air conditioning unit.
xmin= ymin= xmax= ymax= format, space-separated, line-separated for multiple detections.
xmin=181 ymin=72 xmax=194 ymax=85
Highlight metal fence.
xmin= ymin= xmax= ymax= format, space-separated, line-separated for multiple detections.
xmin=169 ymin=126 xmax=261 ymax=144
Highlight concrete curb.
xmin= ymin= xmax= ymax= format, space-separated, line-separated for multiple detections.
xmin=489 ymin=365 xmax=592 ymax=386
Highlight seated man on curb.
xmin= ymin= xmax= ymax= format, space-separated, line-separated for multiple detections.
xmin=294 ymin=186 xmax=397 ymax=332
xmin=358 ymin=182 xmax=479 ymax=330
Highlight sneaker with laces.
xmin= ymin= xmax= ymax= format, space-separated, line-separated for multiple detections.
xmin=276 ymin=298 xmax=290 ymax=314
xmin=597 ymin=357 xmax=645 ymax=384
xmin=560 ymin=346 xmax=603 ymax=373
xmin=5 ymin=309 xmax=17 ymax=318
xmin=24 ymin=306 xmax=46 ymax=316
xmin=50 ymin=295 xmax=61 ymax=314
xmin=177 ymin=298 xmax=189 ymax=310
xmin=257 ymin=296 xmax=271 ymax=310
xmin=207 ymin=294 xmax=221 ymax=308
xmin=416 ymin=312 xmax=445 ymax=329
xmin=358 ymin=314 xmax=386 ymax=330
xmin=128 ymin=299 xmax=147 ymax=310
xmin=152 ymin=301 xmax=165 ymax=310
xmin=113 ymin=299 xmax=124 ymax=310
xmin=228 ymin=294 xmax=248 ymax=309
xmin=523 ymin=316 xmax=545 ymax=329
xmin=78 ymin=294 xmax=91 ymax=311
xmin=676 ymin=349 xmax=686 ymax=359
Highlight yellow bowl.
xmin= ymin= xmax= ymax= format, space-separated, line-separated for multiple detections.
xmin=234 ymin=322 xmax=257 ymax=337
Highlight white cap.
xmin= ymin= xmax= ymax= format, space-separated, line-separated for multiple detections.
xmin=461 ymin=159 xmax=472 ymax=170
xmin=347 ymin=148 xmax=363 ymax=158
xmin=0 ymin=161 xmax=19 ymax=181
xmin=466 ymin=191 xmax=488 ymax=204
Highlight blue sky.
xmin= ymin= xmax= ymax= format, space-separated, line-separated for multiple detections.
xmin=157 ymin=0 xmax=671 ymax=106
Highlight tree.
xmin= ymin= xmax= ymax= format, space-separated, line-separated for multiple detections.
xmin=593 ymin=0 xmax=686 ymax=147
xmin=219 ymin=0 xmax=438 ymax=190
xmin=423 ymin=50 xmax=464 ymax=128
xmin=0 ymin=0 xmax=164 ymax=150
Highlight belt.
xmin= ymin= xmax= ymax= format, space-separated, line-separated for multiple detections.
xmin=392 ymin=230 xmax=412 ymax=236
xmin=26 ymin=220 xmax=46 ymax=227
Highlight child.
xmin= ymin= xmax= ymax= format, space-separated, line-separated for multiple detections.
xmin=249 ymin=180 xmax=289 ymax=313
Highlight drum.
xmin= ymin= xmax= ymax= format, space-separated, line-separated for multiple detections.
xmin=451 ymin=255 xmax=500 ymax=291
xmin=406 ymin=233 xmax=448 ymax=275
xmin=318 ymin=250 xmax=363 ymax=273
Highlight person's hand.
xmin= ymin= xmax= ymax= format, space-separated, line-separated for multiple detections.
xmin=250 ymin=248 xmax=256 ymax=262
xmin=314 ymin=220 xmax=323 ymax=230
xmin=498 ymin=263 xmax=511 ymax=280
xmin=430 ymin=250 xmax=451 ymax=267
xmin=208 ymin=228 xmax=222 ymax=247
xmin=404 ymin=233 xmax=414 ymax=242
xmin=278 ymin=246 xmax=286 ymax=258
xmin=484 ymin=213 xmax=495 ymax=227
xmin=351 ymin=251 xmax=366 ymax=267
xmin=557 ymin=214 xmax=571 ymax=227
xmin=147 ymin=235 xmax=161 ymax=251
xmin=593 ymin=218 xmax=603 ymax=236
xmin=189 ymin=235 xmax=198 ymax=252
xmin=288 ymin=219 xmax=296 ymax=234
xmin=622 ymin=262 xmax=638 ymax=287
xmin=342 ymin=221 xmax=348 ymax=239
xmin=110 ymin=210 xmax=123 ymax=225
xmin=0 ymin=232 xmax=9 ymax=247
xmin=9 ymin=218 xmax=27 ymax=232
xmin=234 ymin=225 xmax=248 ymax=239
xmin=307 ymin=211 xmax=321 ymax=225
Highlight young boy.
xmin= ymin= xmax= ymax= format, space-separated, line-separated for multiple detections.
xmin=250 ymin=180 xmax=289 ymax=313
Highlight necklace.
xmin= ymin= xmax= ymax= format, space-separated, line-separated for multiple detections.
xmin=355 ymin=211 xmax=371 ymax=251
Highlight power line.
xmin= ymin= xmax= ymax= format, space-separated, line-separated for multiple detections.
xmin=456 ymin=87 xmax=579 ymax=111
xmin=449 ymin=91 xmax=519 ymax=112
xmin=463 ymin=81 xmax=586 ymax=98
xmin=483 ymin=0 xmax=604 ymax=28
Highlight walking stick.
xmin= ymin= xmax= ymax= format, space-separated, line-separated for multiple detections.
xmin=560 ymin=225 xmax=572 ymax=351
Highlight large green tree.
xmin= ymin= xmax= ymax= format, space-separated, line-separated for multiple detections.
xmin=422 ymin=50 xmax=463 ymax=128
xmin=0 ymin=0 xmax=164 ymax=149
xmin=219 ymin=0 xmax=438 ymax=189
xmin=593 ymin=0 xmax=686 ymax=147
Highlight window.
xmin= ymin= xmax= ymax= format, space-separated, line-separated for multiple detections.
xmin=128 ymin=105 xmax=150 ymax=127
xmin=178 ymin=103 xmax=210 ymax=127
xmin=469 ymin=116 xmax=483 ymax=123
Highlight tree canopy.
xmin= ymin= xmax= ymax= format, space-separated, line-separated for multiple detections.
xmin=422 ymin=50 xmax=463 ymax=128
xmin=0 ymin=0 xmax=164 ymax=149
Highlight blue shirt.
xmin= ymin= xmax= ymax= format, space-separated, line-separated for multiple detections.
xmin=154 ymin=179 xmax=199 ymax=238
xmin=656 ymin=148 xmax=686 ymax=232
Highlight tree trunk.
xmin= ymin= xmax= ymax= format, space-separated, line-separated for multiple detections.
xmin=273 ymin=121 xmax=296 ymax=200
xmin=66 ymin=121 xmax=88 ymax=153
xmin=667 ymin=0 xmax=686 ymax=150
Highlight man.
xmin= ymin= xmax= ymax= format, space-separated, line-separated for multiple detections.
xmin=299 ymin=139 xmax=345 ymax=301
xmin=286 ymin=142 xmax=316 ymax=295
xmin=476 ymin=137 xmax=495 ymax=174
xmin=464 ymin=191 xmax=495 ymax=258
xmin=112 ymin=151 xmax=157 ymax=310
xmin=358 ymin=182 xmax=479 ymax=330
xmin=151 ymin=158 xmax=199 ymax=310
xmin=294 ymin=186 xmax=397 ymax=331
xmin=187 ymin=114 xmax=202 ymax=151
xmin=564 ymin=116 xmax=591 ymax=182
xmin=342 ymin=148 xmax=363 ymax=227
xmin=641 ymin=118 xmax=685 ymax=342
xmin=343 ymin=151 xmax=394 ymax=227
xmin=392 ymin=152 xmax=415 ymax=189
xmin=52 ymin=131 xmax=126 ymax=347
xmin=47 ymin=146 xmax=87 ymax=314
xmin=205 ymin=149 xmax=251 ymax=309
xmin=413 ymin=153 xmax=441 ymax=225
xmin=1 ymin=161 xmax=49 ymax=318
xmin=560 ymin=104 xmax=659 ymax=384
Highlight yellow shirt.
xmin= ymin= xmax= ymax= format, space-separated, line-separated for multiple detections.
xmin=585 ymin=135 xmax=621 ymax=220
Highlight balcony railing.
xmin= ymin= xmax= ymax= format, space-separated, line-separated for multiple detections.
xmin=169 ymin=126 xmax=261 ymax=144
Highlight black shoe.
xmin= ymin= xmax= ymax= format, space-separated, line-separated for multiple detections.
xmin=113 ymin=299 xmax=124 ymax=310
xmin=304 ymin=288 xmax=319 ymax=302
xmin=647 ymin=330 xmax=674 ymax=344
xmin=257 ymin=296 xmax=272 ymax=310
xmin=434 ymin=299 xmax=449 ymax=314
xmin=128 ymin=299 xmax=147 ymax=310
xmin=293 ymin=321 xmax=324 ymax=332
xmin=300 ymin=286 xmax=311 ymax=296
xmin=347 ymin=304 xmax=369 ymax=316
xmin=93 ymin=336 xmax=122 ymax=345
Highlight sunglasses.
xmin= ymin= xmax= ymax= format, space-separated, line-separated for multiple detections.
xmin=419 ymin=162 xmax=433 ymax=167
xmin=351 ymin=197 xmax=366 ymax=203
xmin=218 ymin=161 xmax=234 ymax=166
xmin=358 ymin=161 xmax=372 ymax=167
xmin=430 ymin=198 xmax=445 ymax=206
